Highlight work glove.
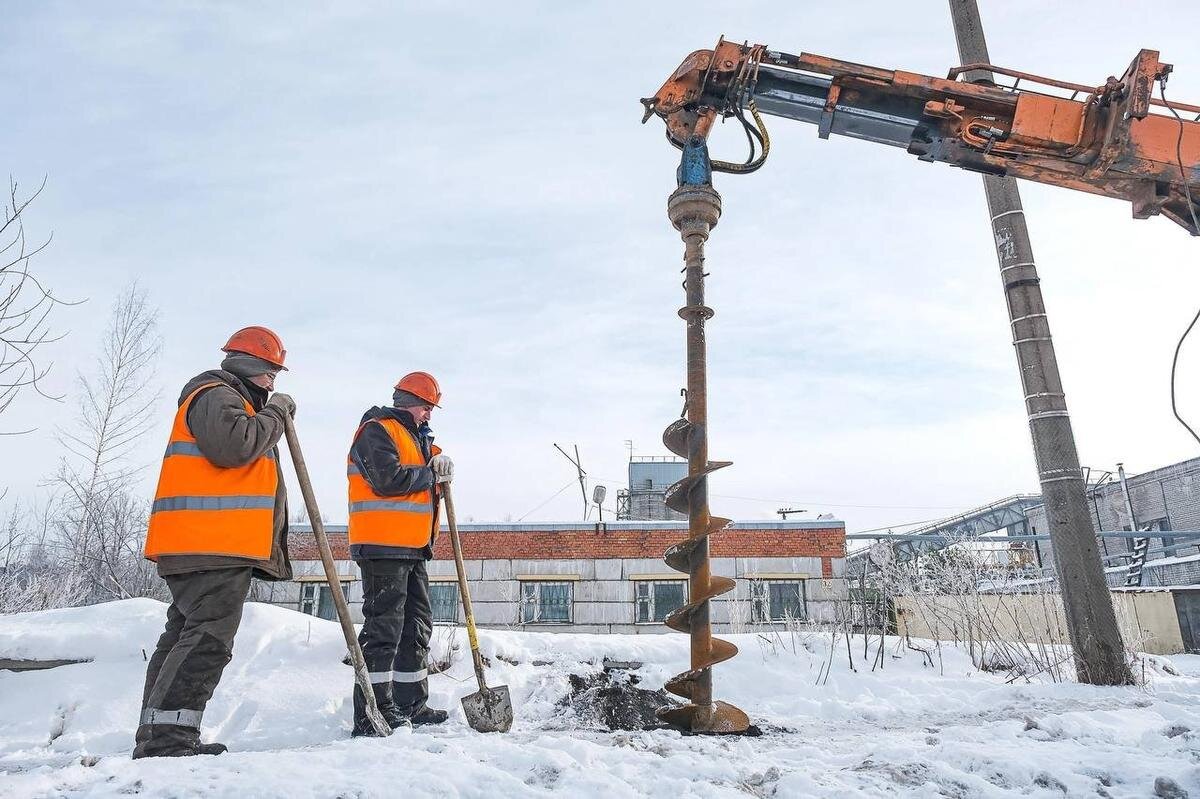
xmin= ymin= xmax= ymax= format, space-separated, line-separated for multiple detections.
xmin=430 ymin=454 xmax=453 ymax=483
xmin=266 ymin=392 xmax=297 ymax=418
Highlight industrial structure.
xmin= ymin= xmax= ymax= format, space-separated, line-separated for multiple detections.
xmin=616 ymin=457 xmax=688 ymax=521
xmin=844 ymin=456 xmax=1200 ymax=589
xmin=845 ymin=495 xmax=1043 ymax=575
xmin=1027 ymin=457 xmax=1200 ymax=586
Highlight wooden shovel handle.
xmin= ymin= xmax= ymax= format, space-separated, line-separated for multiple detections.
xmin=442 ymin=484 xmax=489 ymax=692
xmin=282 ymin=414 xmax=390 ymax=737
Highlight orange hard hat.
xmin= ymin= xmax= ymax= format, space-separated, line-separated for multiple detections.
xmin=394 ymin=371 xmax=441 ymax=407
xmin=221 ymin=326 xmax=288 ymax=370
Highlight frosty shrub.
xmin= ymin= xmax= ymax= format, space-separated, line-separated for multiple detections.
xmin=869 ymin=535 xmax=1142 ymax=683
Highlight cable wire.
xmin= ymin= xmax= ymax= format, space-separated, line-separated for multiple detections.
xmin=516 ymin=478 xmax=580 ymax=522
xmin=1159 ymin=79 xmax=1200 ymax=447
xmin=849 ymin=515 xmax=961 ymax=535
xmin=1159 ymin=80 xmax=1200 ymax=236
xmin=1170 ymin=303 xmax=1200 ymax=448
xmin=712 ymin=99 xmax=770 ymax=174
xmin=583 ymin=474 xmax=971 ymax=511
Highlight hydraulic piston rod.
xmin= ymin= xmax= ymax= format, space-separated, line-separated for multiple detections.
xmin=656 ymin=137 xmax=750 ymax=735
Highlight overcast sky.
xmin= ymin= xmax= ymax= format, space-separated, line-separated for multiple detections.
xmin=3 ymin=0 xmax=1199 ymax=535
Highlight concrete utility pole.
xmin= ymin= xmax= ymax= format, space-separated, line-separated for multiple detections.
xmin=947 ymin=0 xmax=1131 ymax=685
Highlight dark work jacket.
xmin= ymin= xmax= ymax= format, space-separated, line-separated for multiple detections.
xmin=349 ymin=406 xmax=437 ymax=562
xmin=155 ymin=370 xmax=292 ymax=581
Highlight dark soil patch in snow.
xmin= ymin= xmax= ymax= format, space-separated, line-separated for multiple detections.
xmin=1154 ymin=776 xmax=1189 ymax=799
xmin=559 ymin=671 xmax=765 ymax=736
xmin=559 ymin=671 xmax=678 ymax=731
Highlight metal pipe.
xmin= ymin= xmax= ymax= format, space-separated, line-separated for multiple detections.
xmin=946 ymin=63 xmax=1200 ymax=115
xmin=1117 ymin=463 xmax=1141 ymax=536
xmin=682 ymin=203 xmax=714 ymax=711
xmin=846 ymin=531 xmax=1200 ymax=543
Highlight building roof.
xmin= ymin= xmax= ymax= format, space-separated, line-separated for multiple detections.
xmin=288 ymin=520 xmax=845 ymax=562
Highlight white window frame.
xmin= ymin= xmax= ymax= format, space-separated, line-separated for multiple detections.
xmin=749 ymin=579 xmax=807 ymax=623
xmin=519 ymin=580 xmax=573 ymax=624
xmin=634 ymin=579 xmax=689 ymax=624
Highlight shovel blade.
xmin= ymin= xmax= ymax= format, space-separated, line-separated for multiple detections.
xmin=460 ymin=685 xmax=513 ymax=733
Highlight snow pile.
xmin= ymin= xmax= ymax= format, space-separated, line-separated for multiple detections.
xmin=0 ymin=599 xmax=1198 ymax=797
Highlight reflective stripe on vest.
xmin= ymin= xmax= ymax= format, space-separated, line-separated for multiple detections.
xmin=152 ymin=495 xmax=276 ymax=512
xmin=348 ymin=499 xmax=430 ymax=513
xmin=144 ymin=382 xmax=279 ymax=561
xmin=347 ymin=417 xmax=439 ymax=549
xmin=166 ymin=441 xmax=276 ymax=461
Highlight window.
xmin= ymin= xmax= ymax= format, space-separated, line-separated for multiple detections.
xmin=520 ymin=581 xmax=572 ymax=624
xmin=430 ymin=582 xmax=460 ymax=624
xmin=750 ymin=580 xmax=807 ymax=623
xmin=300 ymin=581 xmax=350 ymax=621
xmin=635 ymin=580 xmax=688 ymax=623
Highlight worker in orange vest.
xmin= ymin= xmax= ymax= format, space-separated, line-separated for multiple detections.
xmin=133 ymin=326 xmax=296 ymax=759
xmin=347 ymin=371 xmax=452 ymax=735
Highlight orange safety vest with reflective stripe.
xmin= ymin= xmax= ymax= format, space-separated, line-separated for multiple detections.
xmin=144 ymin=382 xmax=279 ymax=561
xmin=347 ymin=418 xmax=440 ymax=549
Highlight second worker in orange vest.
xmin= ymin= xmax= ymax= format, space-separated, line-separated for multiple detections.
xmin=347 ymin=371 xmax=452 ymax=734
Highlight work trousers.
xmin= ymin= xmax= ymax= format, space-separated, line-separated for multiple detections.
xmin=133 ymin=567 xmax=252 ymax=757
xmin=355 ymin=558 xmax=432 ymax=720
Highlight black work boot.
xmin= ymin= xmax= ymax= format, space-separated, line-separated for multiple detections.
xmin=131 ymin=724 xmax=200 ymax=759
xmin=352 ymin=684 xmax=408 ymax=737
xmin=384 ymin=707 xmax=412 ymax=730
xmin=195 ymin=741 xmax=228 ymax=755
xmin=409 ymin=706 xmax=449 ymax=726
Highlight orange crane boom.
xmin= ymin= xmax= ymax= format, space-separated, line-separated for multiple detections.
xmin=641 ymin=38 xmax=1200 ymax=234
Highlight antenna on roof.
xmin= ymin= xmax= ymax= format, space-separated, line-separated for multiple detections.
xmin=553 ymin=443 xmax=590 ymax=520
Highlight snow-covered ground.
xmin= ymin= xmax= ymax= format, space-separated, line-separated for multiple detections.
xmin=1 ymin=599 xmax=1198 ymax=798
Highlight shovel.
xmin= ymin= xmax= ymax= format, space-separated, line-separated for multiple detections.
xmin=282 ymin=415 xmax=392 ymax=738
xmin=442 ymin=483 xmax=513 ymax=732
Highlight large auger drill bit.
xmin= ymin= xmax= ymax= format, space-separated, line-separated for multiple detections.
xmin=656 ymin=137 xmax=750 ymax=736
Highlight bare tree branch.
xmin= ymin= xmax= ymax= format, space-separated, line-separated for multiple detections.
xmin=0 ymin=176 xmax=82 ymax=433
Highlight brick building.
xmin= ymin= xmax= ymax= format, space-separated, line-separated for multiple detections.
xmin=255 ymin=519 xmax=847 ymax=633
